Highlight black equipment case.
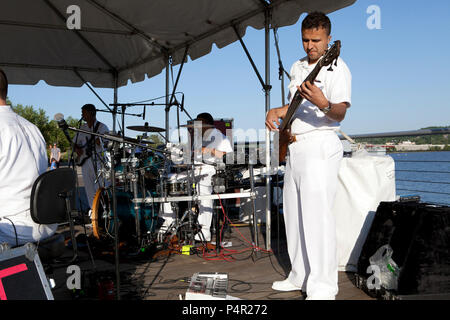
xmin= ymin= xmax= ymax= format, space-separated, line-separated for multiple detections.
xmin=356 ymin=200 xmax=450 ymax=300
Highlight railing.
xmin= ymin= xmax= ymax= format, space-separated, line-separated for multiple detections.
xmin=394 ymin=159 xmax=450 ymax=205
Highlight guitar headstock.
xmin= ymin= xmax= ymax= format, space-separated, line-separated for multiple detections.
xmin=319 ymin=40 xmax=341 ymax=70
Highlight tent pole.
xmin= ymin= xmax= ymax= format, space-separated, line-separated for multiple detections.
xmin=113 ymin=71 xmax=121 ymax=300
xmin=113 ymin=73 xmax=118 ymax=133
xmin=165 ymin=56 xmax=170 ymax=141
xmin=264 ymin=9 xmax=272 ymax=251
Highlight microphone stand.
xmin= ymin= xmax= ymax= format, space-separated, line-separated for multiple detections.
xmin=109 ymin=137 xmax=120 ymax=300
xmin=68 ymin=120 xmax=82 ymax=169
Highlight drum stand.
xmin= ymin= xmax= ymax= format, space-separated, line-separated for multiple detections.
xmin=157 ymin=163 xmax=203 ymax=244
xmin=210 ymin=161 xmax=259 ymax=255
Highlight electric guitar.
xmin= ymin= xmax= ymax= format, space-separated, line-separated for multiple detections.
xmin=277 ymin=40 xmax=341 ymax=163
xmin=74 ymin=137 xmax=95 ymax=167
xmin=73 ymin=122 xmax=101 ymax=167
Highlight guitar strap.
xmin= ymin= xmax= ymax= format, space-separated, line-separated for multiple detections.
xmin=86 ymin=121 xmax=101 ymax=154
xmin=81 ymin=121 xmax=101 ymax=164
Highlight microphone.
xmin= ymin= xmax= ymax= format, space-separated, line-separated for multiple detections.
xmin=54 ymin=113 xmax=72 ymax=144
xmin=54 ymin=113 xmax=67 ymax=128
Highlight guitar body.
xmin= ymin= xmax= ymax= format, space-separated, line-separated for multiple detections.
xmin=278 ymin=128 xmax=294 ymax=163
xmin=74 ymin=147 xmax=92 ymax=167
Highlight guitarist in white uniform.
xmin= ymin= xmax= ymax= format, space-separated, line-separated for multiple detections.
xmin=73 ymin=104 xmax=109 ymax=212
xmin=265 ymin=12 xmax=352 ymax=300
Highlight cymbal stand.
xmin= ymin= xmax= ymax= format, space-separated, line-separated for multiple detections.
xmin=249 ymin=163 xmax=260 ymax=257
xmin=186 ymin=163 xmax=201 ymax=243
xmin=212 ymin=161 xmax=226 ymax=252
xmin=131 ymin=167 xmax=142 ymax=249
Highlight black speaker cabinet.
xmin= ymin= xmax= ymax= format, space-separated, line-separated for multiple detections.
xmin=0 ymin=243 xmax=53 ymax=300
xmin=356 ymin=201 xmax=450 ymax=299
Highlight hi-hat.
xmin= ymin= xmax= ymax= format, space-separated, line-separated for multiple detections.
xmin=127 ymin=123 xmax=165 ymax=132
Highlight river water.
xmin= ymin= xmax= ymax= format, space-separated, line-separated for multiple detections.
xmin=389 ymin=151 xmax=450 ymax=206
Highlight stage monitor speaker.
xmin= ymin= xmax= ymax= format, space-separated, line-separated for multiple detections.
xmin=0 ymin=243 xmax=53 ymax=300
xmin=357 ymin=201 xmax=450 ymax=299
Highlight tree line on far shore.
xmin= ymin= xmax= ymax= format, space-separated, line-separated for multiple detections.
xmin=355 ymin=125 xmax=450 ymax=150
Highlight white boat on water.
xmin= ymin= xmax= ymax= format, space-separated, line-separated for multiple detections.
xmin=364 ymin=145 xmax=387 ymax=156
xmin=342 ymin=141 xmax=387 ymax=156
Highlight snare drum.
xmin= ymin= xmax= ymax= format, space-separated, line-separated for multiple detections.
xmin=166 ymin=181 xmax=188 ymax=196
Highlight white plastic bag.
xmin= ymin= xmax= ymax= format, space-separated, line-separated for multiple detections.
xmin=368 ymin=244 xmax=400 ymax=290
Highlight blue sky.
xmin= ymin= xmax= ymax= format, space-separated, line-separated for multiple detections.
xmin=8 ymin=0 xmax=450 ymax=137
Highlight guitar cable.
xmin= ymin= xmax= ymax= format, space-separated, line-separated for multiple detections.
xmin=0 ymin=217 xmax=18 ymax=247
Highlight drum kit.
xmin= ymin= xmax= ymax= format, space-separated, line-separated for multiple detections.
xmin=82 ymin=121 xmax=247 ymax=253
xmin=59 ymin=102 xmax=264 ymax=303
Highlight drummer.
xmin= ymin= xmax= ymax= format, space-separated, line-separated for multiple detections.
xmin=158 ymin=112 xmax=233 ymax=242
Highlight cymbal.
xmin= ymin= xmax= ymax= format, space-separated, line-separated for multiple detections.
xmin=127 ymin=125 xmax=165 ymax=132
xmin=178 ymin=123 xmax=215 ymax=129
xmin=107 ymin=133 xmax=140 ymax=144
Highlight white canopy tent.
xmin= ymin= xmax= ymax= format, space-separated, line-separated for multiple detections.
xmin=0 ymin=0 xmax=356 ymax=251
xmin=1 ymin=0 xmax=355 ymax=87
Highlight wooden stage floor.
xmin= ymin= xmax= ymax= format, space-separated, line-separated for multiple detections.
xmin=49 ymin=219 xmax=374 ymax=301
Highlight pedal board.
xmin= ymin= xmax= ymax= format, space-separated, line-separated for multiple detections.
xmin=185 ymin=272 xmax=228 ymax=300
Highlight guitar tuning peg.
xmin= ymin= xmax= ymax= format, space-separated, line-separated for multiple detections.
xmin=327 ymin=58 xmax=338 ymax=71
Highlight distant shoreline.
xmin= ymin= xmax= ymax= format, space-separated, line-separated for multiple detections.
xmin=388 ymin=149 xmax=450 ymax=154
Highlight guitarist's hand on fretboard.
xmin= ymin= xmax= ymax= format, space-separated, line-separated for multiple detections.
xmin=297 ymin=82 xmax=329 ymax=110
xmin=75 ymin=145 xmax=83 ymax=157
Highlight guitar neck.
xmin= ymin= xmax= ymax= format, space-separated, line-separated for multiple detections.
xmin=279 ymin=62 xmax=323 ymax=131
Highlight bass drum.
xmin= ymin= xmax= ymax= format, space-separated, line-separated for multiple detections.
xmin=91 ymin=188 xmax=159 ymax=241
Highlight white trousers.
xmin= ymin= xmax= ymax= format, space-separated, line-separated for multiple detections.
xmin=82 ymin=155 xmax=109 ymax=209
xmin=160 ymin=165 xmax=215 ymax=229
xmin=0 ymin=210 xmax=57 ymax=246
xmin=283 ymin=130 xmax=343 ymax=297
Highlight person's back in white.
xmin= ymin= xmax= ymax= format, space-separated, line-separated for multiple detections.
xmin=0 ymin=105 xmax=57 ymax=245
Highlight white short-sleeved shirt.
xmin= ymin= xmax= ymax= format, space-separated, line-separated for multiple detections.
xmin=194 ymin=128 xmax=233 ymax=165
xmin=73 ymin=120 xmax=109 ymax=159
xmin=287 ymin=56 xmax=352 ymax=135
xmin=0 ymin=105 xmax=57 ymax=244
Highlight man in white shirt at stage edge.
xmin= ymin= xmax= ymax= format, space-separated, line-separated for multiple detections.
xmin=265 ymin=12 xmax=351 ymax=300
xmin=159 ymin=112 xmax=233 ymax=242
xmin=73 ymin=103 xmax=109 ymax=213
xmin=0 ymin=68 xmax=57 ymax=246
